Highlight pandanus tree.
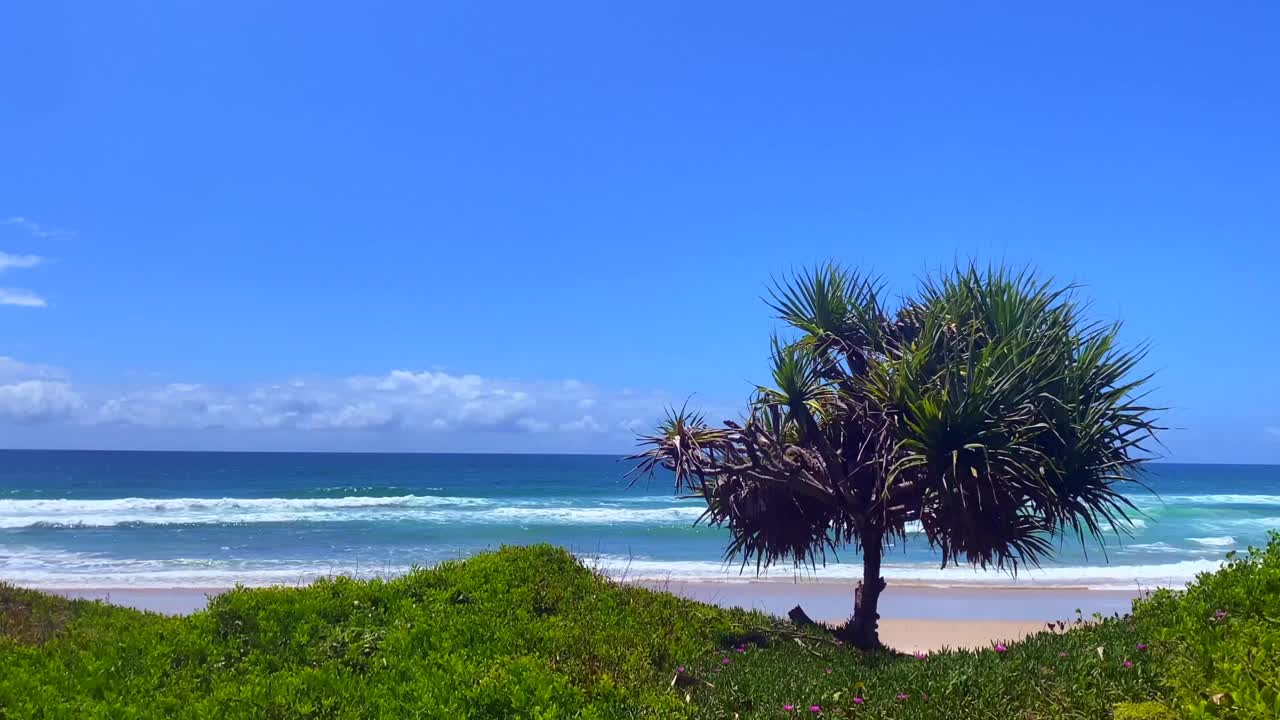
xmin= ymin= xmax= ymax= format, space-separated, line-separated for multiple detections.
xmin=629 ymin=264 xmax=1160 ymax=649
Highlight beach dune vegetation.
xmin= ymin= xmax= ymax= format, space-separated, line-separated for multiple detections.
xmin=4 ymin=536 xmax=1280 ymax=718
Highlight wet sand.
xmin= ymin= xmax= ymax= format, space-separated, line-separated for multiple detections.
xmin=645 ymin=580 xmax=1139 ymax=621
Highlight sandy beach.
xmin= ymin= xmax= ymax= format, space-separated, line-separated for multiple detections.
xmin=652 ymin=581 xmax=1138 ymax=651
xmin=47 ymin=581 xmax=1139 ymax=652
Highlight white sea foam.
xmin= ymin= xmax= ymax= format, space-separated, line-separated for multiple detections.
xmin=1125 ymin=542 xmax=1183 ymax=554
xmin=0 ymin=547 xmax=410 ymax=588
xmin=0 ymin=495 xmax=495 ymax=514
xmin=490 ymin=506 xmax=705 ymax=524
xmin=0 ymin=547 xmax=1222 ymax=591
xmin=1216 ymin=517 xmax=1280 ymax=530
xmin=0 ymin=495 xmax=706 ymax=528
xmin=1133 ymin=494 xmax=1280 ymax=507
xmin=1098 ymin=518 xmax=1147 ymax=532
xmin=1188 ymin=536 xmax=1236 ymax=547
xmin=0 ymin=495 xmax=490 ymax=528
xmin=588 ymin=556 xmax=1223 ymax=590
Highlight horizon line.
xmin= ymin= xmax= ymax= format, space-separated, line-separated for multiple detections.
xmin=0 ymin=446 xmax=1266 ymax=466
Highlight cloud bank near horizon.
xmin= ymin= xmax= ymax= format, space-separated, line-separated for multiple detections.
xmin=0 ymin=356 xmax=730 ymax=454
xmin=0 ymin=356 xmax=1276 ymax=461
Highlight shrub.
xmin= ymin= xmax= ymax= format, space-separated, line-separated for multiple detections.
xmin=1114 ymin=701 xmax=1178 ymax=719
xmin=1 ymin=545 xmax=737 ymax=719
xmin=4 ymin=538 xmax=1280 ymax=719
xmin=1132 ymin=531 xmax=1280 ymax=719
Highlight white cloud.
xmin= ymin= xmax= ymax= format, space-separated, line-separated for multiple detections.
xmin=4 ymin=217 xmax=71 ymax=240
xmin=96 ymin=384 xmax=242 ymax=429
xmin=78 ymin=369 xmax=671 ymax=438
xmin=516 ymin=418 xmax=551 ymax=433
xmin=0 ymin=288 xmax=47 ymax=307
xmin=560 ymin=415 xmax=605 ymax=433
xmin=0 ymin=357 xmax=67 ymax=382
xmin=363 ymin=370 xmax=487 ymax=399
xmin=0 ymin=380 xmax=84 ymax=422
xmin=0 ymin=253 xmax=44 ymax=271
xmin=0 ymin=357 xmax=697 ymax=451
xmin=299 ymin=401 xmax=397 ymax=431
xmin=0 ymin=216 xmax=64 ymax=309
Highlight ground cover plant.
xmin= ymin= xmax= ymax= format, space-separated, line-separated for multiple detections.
xmin=1129 ymin=534 xmax=1280 ymax=719
xmin=5 ymin=537 xmax=1276 ymax=719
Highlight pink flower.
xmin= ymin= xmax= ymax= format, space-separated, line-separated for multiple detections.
xmin=896 ymin=693 xmax=909 ymax=701
xmin=1059 ymin=652 xmax=1069 ymax=658
xmin=1123 ymin=660 xmax=1134 ymax=668
xmin=824 ymin=668 xmax=832 ymax=675
xmin=784 ymin=705 xmax=795 ymax=712
xmin=914 ymin=651 xmax=927 ymax=660
xmin=736 ymin=646 xmax=746 ymax=653
xmin=1136 ymin=643 xmax=1147 ymax=652
xmin=809 ymin=706 xmax=822 ymax=713
xmin=721 ymin=657 xmax=732 ymax=665
xmin=852 ymin=697 xmax=864 ymax=705
xmin=677 ymin=666 xmax=685 ymax=674
xmin=994 ymin=644 xmax=1008 ymax=653
xmin=1215 ymin=610 xmax=1227 ymax=620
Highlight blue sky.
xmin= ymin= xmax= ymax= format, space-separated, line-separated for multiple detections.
xmin=1 ymin=2 xmax=1278 ymax=460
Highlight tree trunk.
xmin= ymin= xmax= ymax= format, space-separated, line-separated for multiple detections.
xmin=847 ymin=535 xmax=886 ymax=650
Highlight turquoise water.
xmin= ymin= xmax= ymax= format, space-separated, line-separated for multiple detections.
xmin=1 ymin=450 xmax=1277 ymax=590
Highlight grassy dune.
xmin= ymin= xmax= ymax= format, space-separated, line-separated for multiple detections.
xmin=3 ymin=536 xmax=1277 ymax=719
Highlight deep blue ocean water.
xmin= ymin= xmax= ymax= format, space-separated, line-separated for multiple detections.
xmin=1 ymin=450 xmax=1277 ymax=590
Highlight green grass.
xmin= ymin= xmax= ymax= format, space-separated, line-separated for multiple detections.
xmin=3 ymin=535 xmax=1278 ymax=719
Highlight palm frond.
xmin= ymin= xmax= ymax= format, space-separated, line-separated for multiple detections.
xmin=632 ymin=262 xmax=1160 ymax=577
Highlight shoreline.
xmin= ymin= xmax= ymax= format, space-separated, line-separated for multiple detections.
xmin=40 ymin=581 xmax=1142 ymax=650
xmin=24 ymin=578 xmax=1153 ymax=591
xmin=640 ymin=580 xmax=1140 ymax=622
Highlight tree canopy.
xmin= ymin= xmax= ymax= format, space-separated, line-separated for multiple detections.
xmin=630 ymin=264 xmax=1161 ymax=647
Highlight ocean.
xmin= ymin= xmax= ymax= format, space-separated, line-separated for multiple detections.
xmin=1 ymin=450 xmax=1277 ymax=591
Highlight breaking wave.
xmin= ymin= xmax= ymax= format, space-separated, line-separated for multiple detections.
xmin=0 ymin=547 xmax=1222 ymax=591
xmin=0 ymin=495 xmax=705 ymax=529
